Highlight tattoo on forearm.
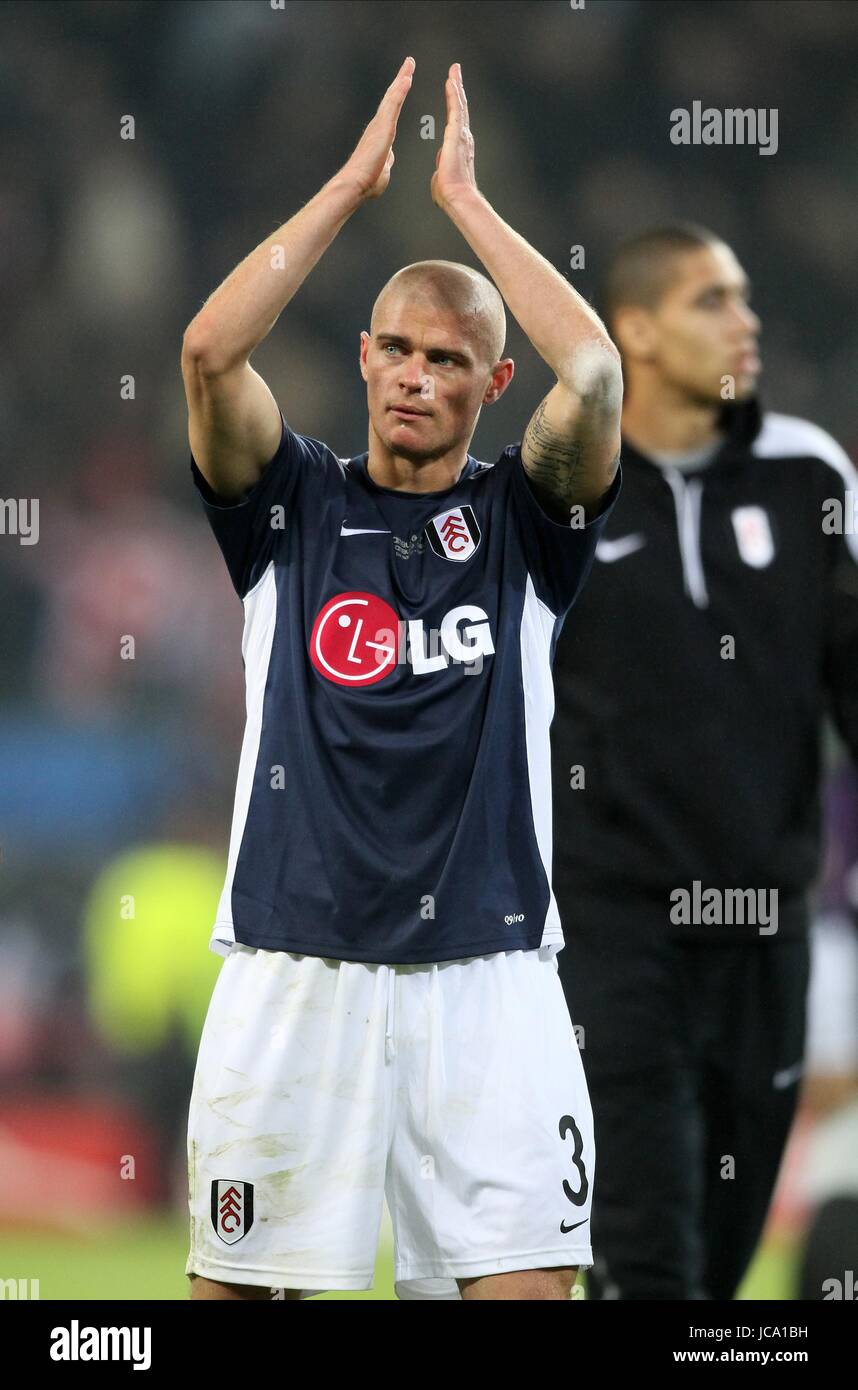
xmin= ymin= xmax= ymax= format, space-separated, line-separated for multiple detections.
xmin=522 ymin=399 xmax=618 ymax=520
xmin=522 ymin=400 xmax=584 ymax=504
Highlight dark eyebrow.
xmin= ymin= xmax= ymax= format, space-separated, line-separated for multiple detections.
xmin=695 ymin=278 xmax=752 ymax=302
xmin=376 ymin=333 xmax=472 ymax=365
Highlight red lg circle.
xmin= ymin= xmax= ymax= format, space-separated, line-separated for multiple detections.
xmin=310 ymin=591 xmax=401 ymax=686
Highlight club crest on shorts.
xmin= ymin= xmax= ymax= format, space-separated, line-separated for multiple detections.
xmin=211 ymin=1179 xmax=254 ymax=1245
xmin=425 ymin=505 xmax=481 ymax=562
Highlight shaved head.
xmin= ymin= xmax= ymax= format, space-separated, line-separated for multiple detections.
xmin=371 ymin=260 xmax=506 ymax=368
xmin=601 ymin=224 xmax=723 ymax=334
xmin=359 ymin=258 xmax=515 ymax=487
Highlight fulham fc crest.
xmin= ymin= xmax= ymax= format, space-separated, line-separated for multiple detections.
xmin=731 ymin=506 xmax=775 ymax=568
xmin=211 ymin=1179 xmax=254 ymax=1245
xmin=425 ymin=505 xmax=481 ymax=562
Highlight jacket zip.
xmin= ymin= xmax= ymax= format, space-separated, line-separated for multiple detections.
xmin=663 ymin=468 xmax=709 ymax=609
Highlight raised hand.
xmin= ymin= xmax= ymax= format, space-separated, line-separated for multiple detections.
xmin=338 ymin=57 xmax=415 ymax=201
xmin=431 ymin=63 xmax=478 ymax=213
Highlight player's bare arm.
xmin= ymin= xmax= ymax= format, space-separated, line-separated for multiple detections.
xmin=431 ymin=62 xmax=622 ymax=521
xmin=181 ymin=56 xmax=416 ymax=501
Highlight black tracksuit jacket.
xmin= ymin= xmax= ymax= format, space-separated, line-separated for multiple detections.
xmin=550 ymin=398 xmax=858 ymax=941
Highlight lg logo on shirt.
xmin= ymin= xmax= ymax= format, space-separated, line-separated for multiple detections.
xmin=309 ymin=591 xmax=494 ymax=686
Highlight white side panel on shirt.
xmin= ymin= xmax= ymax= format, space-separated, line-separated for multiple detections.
xmin=519 ymin=574 xmax=563 ymax=952
xmin=210 ymin=561 xmax=279 ymax=956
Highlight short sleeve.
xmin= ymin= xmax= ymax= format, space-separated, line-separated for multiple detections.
xmin=507 ymin=445 xmax=622 ymax=616
xmin=189 ymin=410 xmax=303 ymax=599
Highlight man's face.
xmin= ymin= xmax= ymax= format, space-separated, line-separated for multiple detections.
xmin=633 ymin=243 xmax=762 ymax=405
xmin=359 ymin=294 xmax=509 ymax=462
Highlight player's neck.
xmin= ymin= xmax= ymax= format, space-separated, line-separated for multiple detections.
xmin=366 ymin=437 xmax=469 ymax=493
xmin=621 ymin=382 xmax=723 ymax=458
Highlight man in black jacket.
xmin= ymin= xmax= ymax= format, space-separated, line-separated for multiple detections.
xmin=551 ymin=223 xmax=858 ymax=1300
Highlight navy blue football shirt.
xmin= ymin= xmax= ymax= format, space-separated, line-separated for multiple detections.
xmin=191 ymin=409 xmax=620 ymax=963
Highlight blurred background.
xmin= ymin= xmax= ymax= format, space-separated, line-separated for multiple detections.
xmin=0 ymin=0 xmax=856 ymax=1300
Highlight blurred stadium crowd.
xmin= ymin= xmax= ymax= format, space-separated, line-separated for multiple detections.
xmin=0 ymin=0 xmax=856 ymax=1284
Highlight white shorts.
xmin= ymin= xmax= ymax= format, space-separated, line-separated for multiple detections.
xmin=186 ymin=944 xmax=594 ymax=1299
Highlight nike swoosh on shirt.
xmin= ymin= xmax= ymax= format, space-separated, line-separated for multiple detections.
xmin=772 ymin=1061 xmax=804 ymax=1090
xmin=595 ymin=534 xmax=646 ymax=563
xmin=340 ymin=526 xmax=392 ymax=537
xmin=560 ymin=1218 xmax=589 ymax=1234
